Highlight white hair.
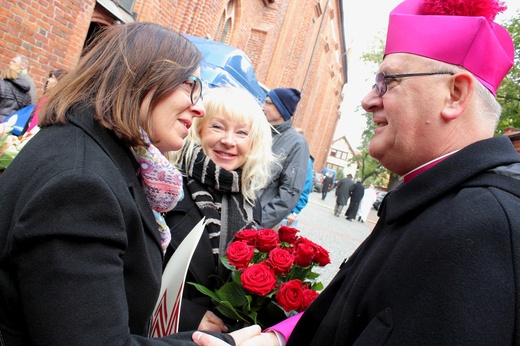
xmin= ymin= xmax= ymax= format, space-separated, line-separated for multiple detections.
xmin=429 ymin=60 xmax=502 ymax=130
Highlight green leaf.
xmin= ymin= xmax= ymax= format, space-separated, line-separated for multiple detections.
xmin=232 ymin=270 xmax=243 ymax=284
xmin=306 ymin=271 xmax=320 ymax=280
xmin=220 ymin=256 xmax=236 ymax=271
xmin=216 ymin=282 xmax=249 ymax=306
xmin=310 ymin=282 xmax=324 ymax=291
xmin=215 ymin=301 xmax=251 ymax=324
xmin=249 ymin=310 xmax=258 ymax=325
xmin=188 ymin=282 xmax=222 ymax=302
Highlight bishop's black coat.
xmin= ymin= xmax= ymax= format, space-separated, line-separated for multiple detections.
xmin=288 ymin=136 xmax=520 ymax=345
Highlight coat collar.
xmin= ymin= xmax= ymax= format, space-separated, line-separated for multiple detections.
xmin=383 ymin=136 xmax=520 ymax=224
xmin=68 ymin=108 xmax=162 ymax=252
xmin=271 ymin=120 xmax=292 ymax=134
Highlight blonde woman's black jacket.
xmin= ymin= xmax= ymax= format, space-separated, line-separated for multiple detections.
xmin=0 ymin=107 xmax=234 ymax=345
xmin=287 ymin=136 xmax=520 ymax=345
xmin=164 ymin=182 xmax=262 ymax=332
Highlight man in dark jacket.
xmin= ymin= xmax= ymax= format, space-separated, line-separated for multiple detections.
xmin=10 ymin=54 xmax=36 ymax=104
xmin=320 ymin=173 xmax=333 ymax=200
xmin=194 ymin=0 xmax=520 ymax=345
xmin=345 ymin=178 xmax=364 ymax=221
xmin=333 ymin=174 xmax=353 ymax=216
xmin=259 ymin=88 xmax=310 ymax=229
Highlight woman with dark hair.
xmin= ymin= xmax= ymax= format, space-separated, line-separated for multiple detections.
xmin=0 ymin=22 xmax=237 ymax=344
xmin=26 ymin=69 xmax=69 ymax=134
xmin=44 ymin=69 xmax=68 ymax=92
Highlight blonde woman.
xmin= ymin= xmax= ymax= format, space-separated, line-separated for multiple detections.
xmin=165 ymin=86 xmax=277 ymax=333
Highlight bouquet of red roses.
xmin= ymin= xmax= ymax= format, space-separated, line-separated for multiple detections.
xmin=189 ymin=225 xmax=331 ymax=328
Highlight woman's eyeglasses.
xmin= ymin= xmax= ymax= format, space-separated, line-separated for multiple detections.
xmin=373 ymin=71 xmax=454 ymax=97
xmin=184 ymin=75 xmax=203 ymax=104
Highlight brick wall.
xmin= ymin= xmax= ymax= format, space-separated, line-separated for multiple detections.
xmin=1 ymin=0 xmax=346 ymax=172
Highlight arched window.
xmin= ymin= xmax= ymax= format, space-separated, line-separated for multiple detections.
xmin=215 ymin=0 xmax=235 ymax=43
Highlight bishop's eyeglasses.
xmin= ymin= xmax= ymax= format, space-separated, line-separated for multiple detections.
xmin=373 ymin=71 xmax=454 ymax=97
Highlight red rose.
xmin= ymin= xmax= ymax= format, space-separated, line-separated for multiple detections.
xmin=300 ymin=288 xmax=319 ymax=311
xmin=276 ymin=279 xmax=304 ymax=312
xmin=241 ymin=263 xmax=277 ymax=296
xmin=297 ymin=237 xmax=330 ymax=266
xmin=267 ymin=247 xmax=294 ymax=275
xmin=297 ymin=237 xmax=318 ymax=250
xmin=256 ymin=229 xmax=279 ymax=252
xmin=313 ymin=243 xmax=331 ymax=266
xmin=226 ymin=241 xmax=255 ymax=270
xmin=234 ymin=229 xmax=258 ymax=245
xmin=278 ymin=226 xmax=299 ymax=244
xmin=293 ymin=242 xmax=315 ymax=267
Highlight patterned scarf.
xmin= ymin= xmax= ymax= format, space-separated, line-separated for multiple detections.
xmin=184 ymin=147 xmax=256 ymax=266
xmin=135 ymin=130 xmax=184 ymax=252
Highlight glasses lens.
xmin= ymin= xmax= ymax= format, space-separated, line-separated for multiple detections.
xmin=187 ymin=75 xmax=203 ymax=104
xmin=375 ymin=72 xmax=386 ymax=96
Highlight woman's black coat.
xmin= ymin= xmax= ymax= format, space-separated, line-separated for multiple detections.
xmin=0 ymin=109 xmax=234 ymax=345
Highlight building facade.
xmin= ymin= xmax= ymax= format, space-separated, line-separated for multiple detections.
xmin=325 ymin=136 xmax=358 ymax=177
xmin=1 ymin=0 xmax=347 ymax=171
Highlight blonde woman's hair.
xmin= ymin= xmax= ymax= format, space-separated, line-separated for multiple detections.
xmin=2 ymin=64 xmax=20 ymax=80
xmin=171 ymin=86 xmax=278 ymax=204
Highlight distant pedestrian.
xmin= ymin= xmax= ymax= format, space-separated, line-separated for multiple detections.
xmin=357 ymin=185 xmax=377 ymax=223
xmin=28 ymin=69 xmax=68 ymax=134
xmin=345 ymin=178 xmax=364 ymax=221
xmin=9 ymin=54 xmax=36 ymax=104
xmin=321 ymin=173 xmax=333 ymax=200
xmin=0 ymin=61 xmax=31 ymax=120
xmin=334 ymin=174 xmax=353 ymax=216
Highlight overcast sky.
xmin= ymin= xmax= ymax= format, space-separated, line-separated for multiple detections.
xmin=335 ymin=0 xmax=520 ymax=149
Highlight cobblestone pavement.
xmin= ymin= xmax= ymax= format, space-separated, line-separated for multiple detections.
xmin=292 ymin=191 xmax=378 ymax=288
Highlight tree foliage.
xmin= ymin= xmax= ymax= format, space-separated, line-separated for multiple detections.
xmin=496 ymin=12 xmax=520 ymax=134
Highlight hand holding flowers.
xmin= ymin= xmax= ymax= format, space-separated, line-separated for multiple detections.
xmin=190 ymin=225 xmax=330 ymax=328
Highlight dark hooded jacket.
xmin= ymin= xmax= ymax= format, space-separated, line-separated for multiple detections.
xmin=0 ymin=77 xmax=31 ymax=118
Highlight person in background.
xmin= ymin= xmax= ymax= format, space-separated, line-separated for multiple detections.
xmin=320 ymin=173 xmax=333 ymax=200
xmin=345 ymin=178 xmax=364 ymax=221
xmin=27 ymin=69 xmax=68 ymax=133
xmin=333 ymin=173 xmax=353 ymax=217
xmin=285 ymin=127 xmax=314 ymax=227
xmin=164 ymin=86 xmax=277 ymax=333
xmin=0 ymin=22 xmax=237 ymax=344
xmin=259 ymin=88 xmax=310 ymax=229
xmin=0 ymin=60 xmax=32 ymax=121
xmin=356 ymin=184 xmax=377 ymax=223
xmin=43 ymin=69 xmax=67 ymax=92
xmin=9 ymin=54 xmax=36 ymax=104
